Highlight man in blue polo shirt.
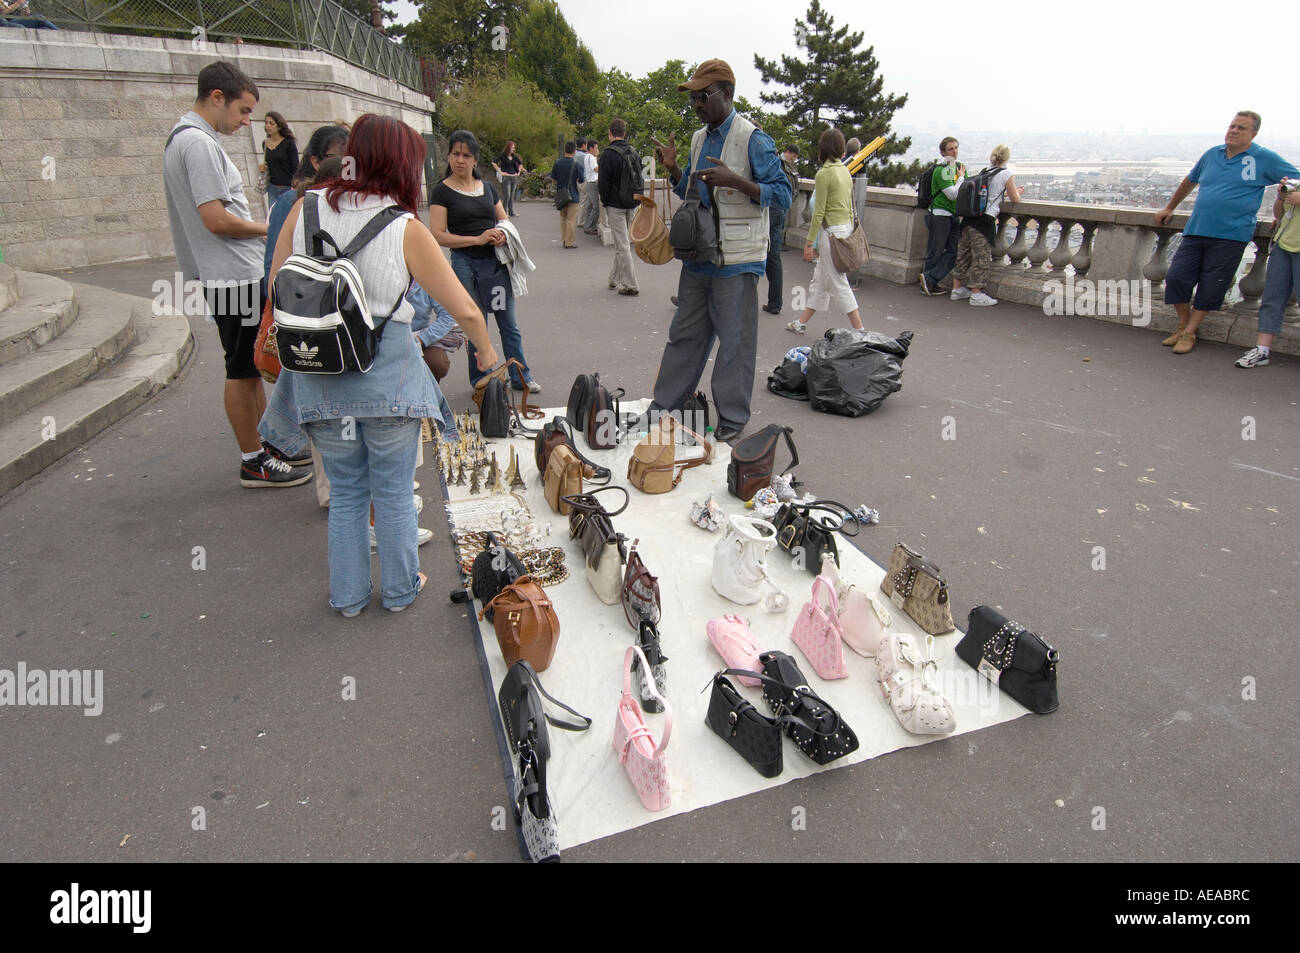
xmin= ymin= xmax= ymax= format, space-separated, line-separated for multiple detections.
xmin=1154 ymin=111 xmax=1298 ymax=354
xmin=647 ymin=59 xmax=792 ymax=442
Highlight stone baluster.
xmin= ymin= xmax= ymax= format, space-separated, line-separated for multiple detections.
xmin=1141 ymin=228 xmax=1175 ymax=293
xmin=992 ymin=215 xmax=1013 ymax=261
xmin=1049 ymin=220 xmax=1076 ymax=272
xmin=1026 ymin=218 xmax=1052 ymax=270
xmin=1006 ymin=217 xmax=1031 ymax=264
xmin=1071 ymin=222 xmax=1096 ymax=276
xmin=1236 ymin=237 xmax=1270 ymax=310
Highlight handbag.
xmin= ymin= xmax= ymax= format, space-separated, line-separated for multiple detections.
xmin=535 ymin=416 xmax=611 ymax=484
xmin=566 ymin=372 xmax=600 ymax=432
xmin=875 ymin=632 xmax=955 ymax=734
xmin=826 ymin=200 xmax=870 ymax=274
xmin=957 ymin=606 xmax=1059 ymax=714
xmin=470 ymin=531 xmax=526 ymax=622
xmin=480 ymin=374 xmax=511 ymax=438
xmin=630 ymin=187 xmax=674 ymax=265
xmin=705 ymin=672 xmax=786 ymax=778
xmin=479 ymin=575 xmax=560 ymax=672
xmin=543 ymin=445 xmax=586 ymax=515
xmin=790 ymin=574 xmax=849 ymax=680
xmin=498 ymin=661 xmax=591 ymax=863
xmin=669 ymin=172 xmax=721 ymax=266
xmin=727 ymin=423 xmax=798 ymax=501
xmin=680 ymin=390 xmax=710 ymax=446
xmin=563 ymin=487 xmax=630 ymax=605
xmin=474 ymin=358 xmax=541 ymax=427
xmin=584 ymin=379 xmax=625 ymax=451
xmin=711 ymin=515 xmax=788 ymax=611
xmin=612 ymin=645 xmax=673 ymax=811
xmin=818 ymin=552 xmax=891 ymax=657
xmin=627 ymin=415 xmax=712 ymax=494
xmin=758 ymin=651 xmax=859 ymax=764
xmin=253 ymin=295 xmax=281 ymax=383
xmin=772 ymin=500 xmax=859 ymax=574
xmin=879 ymin=542 xmax=955 ymax=635
xmin=706 ymin=614 xmax=762 ymax=687
xmin=621 ymin=538 xmax=661 ymax=629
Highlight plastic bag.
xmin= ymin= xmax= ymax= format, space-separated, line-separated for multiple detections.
xmin=805 ymin=328 xmax=913 ymax=417
xmin=766 ymin=357 xmax=809 ymax=401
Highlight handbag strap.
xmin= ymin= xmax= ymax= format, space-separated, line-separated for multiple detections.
xmin=560 ymin=485 xmax=629 ymax=517
xmin=716 ymin=669 xmax=840 ymax=738
xmin=552 ymin=417 xmax=611 ymax=483
xmin=811 ymin=574 xmax=840 ymax=621
xmin=623 ymin=645 xmax=672 ymax=752
xmin=793 ymin=499 xmax=861 ymax=537
xmin=517 ymin=663 xmax=592 ymax=733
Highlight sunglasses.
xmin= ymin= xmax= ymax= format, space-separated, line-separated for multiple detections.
xmin=689 ymin=87 xmax=724 ymax=105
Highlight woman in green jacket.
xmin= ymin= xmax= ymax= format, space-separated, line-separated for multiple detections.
xmin=788 ymin=127 xmax=864 ymax=333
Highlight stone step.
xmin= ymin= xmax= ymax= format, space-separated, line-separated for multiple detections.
xmin=0 ymin=271 xmax=78 ymax=367
xmin=0 ymin=263 xmax=18 ymax=313
xmin=0 ymin=298 xmax=192 ymax=499
xmin=0 ymin=282 xmax=141 ymax=422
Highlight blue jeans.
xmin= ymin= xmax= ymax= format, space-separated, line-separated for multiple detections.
xmin=307 ymin=416 xmax=422 ymax=613
xmin=451 ymin=250 xmax=531 ymax=387
xmin=267 ymin=183 xmax=290 ymax=205
xmin=1258 ymin=244 xmax=1300 ymax=336
xmin=765 ymin=208 xmax=787 ymax=310
xmin=923 ymin=212 xmax=961 ymax=285
xmin=500 ymin=176 xmax=519 ymax=215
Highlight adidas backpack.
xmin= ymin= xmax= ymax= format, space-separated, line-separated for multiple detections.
xmin=271 ymin=192 xmax=405 ymax=375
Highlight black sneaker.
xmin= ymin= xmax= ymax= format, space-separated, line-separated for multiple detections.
xmin=262 ymin=440 xmax=311 ymax=467
xmin=240 ymin=452 xmax=312 ymax=488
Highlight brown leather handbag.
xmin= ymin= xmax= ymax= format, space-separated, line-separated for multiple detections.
xmin=727 ymin=424 xmax=798 ymax=501
xmin=472 ymin=358 xmax=543 ymax=419
xmin=627 ymin=416 xmax=713 ymax=493
xmin=480 ymin=575 xmax=560 ymax=671
xmin=544 ymin=445 xmax=587 ymax=515
xmin=879 ymin=542 xmax=956 ymax=635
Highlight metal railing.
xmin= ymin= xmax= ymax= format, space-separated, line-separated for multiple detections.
xmin=26 ymin=0 xmax=424 ymax=91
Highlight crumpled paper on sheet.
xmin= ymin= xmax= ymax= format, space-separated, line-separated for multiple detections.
xmin=690 ymin=494 xmax=724 ymax=532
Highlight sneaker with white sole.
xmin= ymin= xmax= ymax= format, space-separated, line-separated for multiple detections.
xmin=969 ymin=292 xmax=998 ymax=307
xmin=1235 ymin=346 xmax=1270 ymax=368
xmin=262 ymin=440 xmax=312 ymax=467
xmin=950 ymin=287 xmax=971 ymax=300
xmin=919 ymin=274 xmax=935 ymax=296
xmin=371 ymin=526 xmax=434 ymax=551
xmin=786 ymin=320 xmax=807 ymax=334
xmin=240 ymin=452 xmax=312 ymax=488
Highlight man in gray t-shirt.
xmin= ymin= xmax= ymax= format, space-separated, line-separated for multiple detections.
xmin=163 ymin=61 xmax=310 ymax=489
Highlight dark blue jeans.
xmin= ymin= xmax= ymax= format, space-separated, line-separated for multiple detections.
xmin=1164 ymin=234 xmax=1249 ymax=312
xmin=923 ymin=212 xmax=961 ymax=285
xmin=765 ymin=208 xmax=787 ymax=310
xmin=450 ymin=250 xmax=531 ymax=387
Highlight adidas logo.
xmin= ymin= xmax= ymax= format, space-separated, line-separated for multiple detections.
xmin=290 ymin=341 xmax=319 ymax=361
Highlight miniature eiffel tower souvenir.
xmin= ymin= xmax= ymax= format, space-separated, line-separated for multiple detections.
xmin=468 ymin=465 xmax=482 ymax=495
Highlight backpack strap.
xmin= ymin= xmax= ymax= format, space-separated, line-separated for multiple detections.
xmin=164 ymin=123 xmax=219 ymax=152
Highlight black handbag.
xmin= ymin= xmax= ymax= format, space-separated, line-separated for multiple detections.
xmin=757 ymin=651 xmax=859 ymax=764
xmin=471 ymin=531 xmax=525 ymax=621
xmin=566 ymin=372 xmax=600 ymax=432
xmin=585 ymin=380 xmax=626 ymax=451
xmin=669 ymin=173 xmax=722 ymax=266
xmin=706 ymin=671 xmax=796 ymax=778
xmin=480 ymin=375 xmax=511 ymax=438
xmin=957 ymin=606 xmax=1060 ymax=714
xmin=727 ymin=423 xmax=798 ymax=501
xmin=771 ymin=499 xmax=858 ymax=573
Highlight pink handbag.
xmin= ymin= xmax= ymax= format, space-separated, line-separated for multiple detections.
xmin=819 ymin=552 xmax=891 ymax=657
xmin=613 ymin=645 xmax=673 ymax=811
xmin=790 ymin=575 xmax=849 ymax=680
xmin=706 ymin=614 xmax=763 ymax=687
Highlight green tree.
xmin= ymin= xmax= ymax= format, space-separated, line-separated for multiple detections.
xmin=402 ymin=0 xmax=529 ymax=82
xmin=440 ymin=69 xmax=572 ymax=174
xmin=511 ymin=0 xmax=601 ymax=131
xmin=754 ymin=0 xmax=920 ymax=186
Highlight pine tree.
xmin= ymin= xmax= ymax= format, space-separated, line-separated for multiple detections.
xmin=754 ymin=0 xmax=920 ymax=186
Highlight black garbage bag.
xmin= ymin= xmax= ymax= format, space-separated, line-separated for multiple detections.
xmin=766 ymin=357 xmax=809 ymax=401
xmin=805 ymin=328 xmax=913 ymax=417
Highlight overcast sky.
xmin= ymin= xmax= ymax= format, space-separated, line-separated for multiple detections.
xmin=388 ymin=0 xmax=1291 ymax=140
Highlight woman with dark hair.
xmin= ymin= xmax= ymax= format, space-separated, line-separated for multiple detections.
xmin=787 ymin=127 xmax=863 ymax=333
xmin=492 ymin=140 xmax=527 ymax=217
xmin=264 ymin=124 xmax=349 ymax=283
xmin=263 ymin=114 xmax=498 ymax=617
xmin=259 ymin=111 xmax=299 ymax=204
xmin=430 ymin=129 xmax=538 ymax=392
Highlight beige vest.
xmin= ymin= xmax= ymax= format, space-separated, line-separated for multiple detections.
xmin=689 ymin=112 xmax=769 ymax=265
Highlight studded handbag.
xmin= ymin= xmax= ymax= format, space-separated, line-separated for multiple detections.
xmin=819 ymin=552 xmax=891 ymax=657
xmin=957 ymin=606 xmax=1059 ymax=714
xmin=758 ymin=651 xmax=859 ymax=765
xmin=879 ymin=542 xmax=956 ymax=635
xmin=621 ymin=539 xmax=661 ymax=629
xmin=790 ymin=574 xmax=850 ymax=680
xmin=771 ymin=500 xmax=859 ymax=573
xmin=613 ymin=644 xmax=673 ymax=811
xmin=875 ymin=632 xmax=955 ymax=734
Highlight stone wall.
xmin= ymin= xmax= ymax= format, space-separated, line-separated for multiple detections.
xmin=0 ymin=26 xmax=435 ymax=271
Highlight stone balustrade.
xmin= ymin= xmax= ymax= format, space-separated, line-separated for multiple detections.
xmin=782 ymin=179 xmax=1300 ymax=354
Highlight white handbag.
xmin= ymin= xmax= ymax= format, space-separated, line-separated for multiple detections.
xmin=711 ymin=515 xmax=788 ymax=612
xmin=874 ymin=632 xmax=956 ymax=735
xmin=587 ymin=538 xmax=625 ymax=605
xmin=819 ymin=552 xmax=891 ymax=656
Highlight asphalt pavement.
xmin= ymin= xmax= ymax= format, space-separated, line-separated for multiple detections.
xmin=1 ymin=199 xmax=1295 ymax=862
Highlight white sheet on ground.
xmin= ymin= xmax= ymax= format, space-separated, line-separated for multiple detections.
xmin=441 ymin=401 xmax=1028 ymax=850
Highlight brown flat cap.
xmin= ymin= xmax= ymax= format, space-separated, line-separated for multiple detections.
xmin=678 ymin=59 xmax=736 ymax=92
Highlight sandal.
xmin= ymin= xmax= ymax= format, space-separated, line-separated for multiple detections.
xmin=388 ymin=571 xmax=428 ymax=613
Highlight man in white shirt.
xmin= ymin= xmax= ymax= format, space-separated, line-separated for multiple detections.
xmin=580 ymin=140 xmax=601 ymax=234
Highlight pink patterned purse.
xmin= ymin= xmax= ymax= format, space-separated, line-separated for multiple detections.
xmin=613 ymin=645 xmax=674 ymax=811
xmin=706 ymin=615 xmax=763 ymax=687
xmin=790 ymin=575 xmax=849 ymax=680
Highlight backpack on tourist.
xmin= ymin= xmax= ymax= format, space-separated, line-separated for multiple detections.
xmin=954 ymin=167 xmax=1003 ymax=218
xmin=915 ymin=162 xmax=939 ymax=209
xmin=609 ymin=141 xmax=645 ymax=206
xmin=271 ymin=193 xmax=405 ymax=375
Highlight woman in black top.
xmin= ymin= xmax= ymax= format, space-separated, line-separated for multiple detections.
xmin=430 ymin=129 xmax=537 ymax=392
xmin=259 ymin=111 xmax=299 ymax=205
xmin=492 ymin=140 xmax=527 ymax=216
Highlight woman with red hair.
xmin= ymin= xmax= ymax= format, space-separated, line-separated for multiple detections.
xmin=264 ymin=113 xmax=498 ymax=617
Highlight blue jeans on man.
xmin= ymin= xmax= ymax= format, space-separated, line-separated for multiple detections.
xmin=923 ymin=212 xmax=961 ymax=288
xmin=1258 ymin=246 xmax=1300 ymax=337
xmin=765 ymin=207 xmax=787 ymax=311
xmin=450 ymin=250 xmax=531 ymax=387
